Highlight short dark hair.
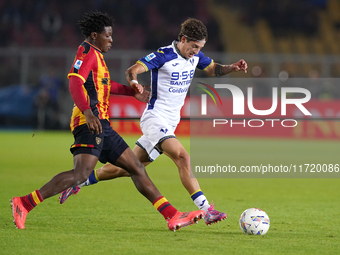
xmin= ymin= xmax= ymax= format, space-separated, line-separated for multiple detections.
xmin=178 ymin=18 xmax=208 ymax=42
xmin=77 ymin=11 xmax=114 ymax=37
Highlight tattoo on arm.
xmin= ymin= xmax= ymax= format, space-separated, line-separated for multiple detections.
xmin=126 ymin=72 xmax=135 ymax=81
xmin=125 ymin=69 xmax=137 ymax=84
xmin=126 ymin=63 xmax=147 ymax=84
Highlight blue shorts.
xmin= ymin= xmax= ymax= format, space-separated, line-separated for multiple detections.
xmin=70 ymin=119 xmax=129 ymax=164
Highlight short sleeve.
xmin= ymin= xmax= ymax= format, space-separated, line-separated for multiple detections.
xmin=196 ymin=51 xmax=213 ymax=71
xmin=137 ymin=48 xmax=177 ymax=71
xmin=68 ymin=45 xmax=96 ymax=83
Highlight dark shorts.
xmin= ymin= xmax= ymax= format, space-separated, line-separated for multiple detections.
xmin=70 ymin=120 xmax=129 ymax=164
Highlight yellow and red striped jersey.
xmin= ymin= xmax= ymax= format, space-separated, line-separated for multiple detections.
xmin=68 ymin=41 xmax=111 ymax=132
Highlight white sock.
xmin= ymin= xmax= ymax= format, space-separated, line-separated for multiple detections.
xmin=78 ymin=180 xmax=89 ymax=188
xmin=191 ymin=190 xmax=210 ymax=212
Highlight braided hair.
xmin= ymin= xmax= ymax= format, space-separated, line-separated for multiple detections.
xmin=77 ymin=11 xmax=114 ymax=37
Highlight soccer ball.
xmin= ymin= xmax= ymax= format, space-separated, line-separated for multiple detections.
xmin=239 ymin=208 xmax=270 ymax=235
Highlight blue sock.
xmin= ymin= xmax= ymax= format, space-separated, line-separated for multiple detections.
xmin=88 ymin=170 xmax=98 ymax=185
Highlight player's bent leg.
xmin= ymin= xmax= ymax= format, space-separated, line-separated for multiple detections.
xmin=97 ymin=163 xmax=130 ymax=180
xmin=40 ymin=153 xmax=98 ymax=199
xmin=160 ymin=138 xmax=200 ymax=195
xmin=59 ymin=154 xmax=101 ymax=204
xmin=132 ymin=144 xmax=152 ymax=166
xmin=96 ymin=145 xmax=151 ymax=181
xmin=11 ymin=153 xmax=98 ymax=228
xmin=59 ymin=164 xmax=128 ymax=204
xmin=59 ymin=145 xmax=151 ymax=204
xmin=96 ymin=144 xmax=151 ymax=181
xmin=161 ymin=138 xmax=227 ymax=225
xmin=115 ymin=147 xmax=206 ymax=231
xmin=115 ymin=147 xmax=161 ymax=202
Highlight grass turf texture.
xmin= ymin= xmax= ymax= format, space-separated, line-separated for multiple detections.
xmin=0 ymin=131 xmax=339 ymax=254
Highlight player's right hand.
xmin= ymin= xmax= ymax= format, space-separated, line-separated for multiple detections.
xmin=84 ymin=109 xmax=102 ymax=134
xmin=134 ymin=85 xmax=150 ymax=103
xmin=232 ymin=59 xmax=248 ymax=73
xmin=131 ymin=82 xmax=144 ymax=94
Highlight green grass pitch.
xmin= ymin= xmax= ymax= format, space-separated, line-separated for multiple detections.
xmin=0 ymin=131 xmax=339 ymax=254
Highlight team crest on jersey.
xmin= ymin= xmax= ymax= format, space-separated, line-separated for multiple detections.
xmin=145 ymin=53 xmax=156 ymax=62
xmin=160 ymin=128 xmax=168 ymax=134
xmin=74 ymin=60 xmax=83 ymax=69
xmin=96 ymin=137 xmax=102 ymax=145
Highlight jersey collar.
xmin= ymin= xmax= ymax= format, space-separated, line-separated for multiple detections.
xmin=83 ymin=40 xmax=102 ymax=53
xmin=173 ymin=40 xmax=187 ymax=60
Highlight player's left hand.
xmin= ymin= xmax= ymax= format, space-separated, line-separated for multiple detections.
xmin=232 ymin=59 xmax=248 ymax=73
xmin=134 ymin=85 xmax=150 ymax=103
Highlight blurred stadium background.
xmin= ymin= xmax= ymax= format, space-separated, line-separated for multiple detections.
xmin=0 ymin=0 xmax=339 ymax=136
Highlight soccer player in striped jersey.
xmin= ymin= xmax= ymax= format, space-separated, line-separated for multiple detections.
xmin=60 ymin=18 xmax=248 ymax=226
xmin=10 ymin=11 xmax=205 ymax=231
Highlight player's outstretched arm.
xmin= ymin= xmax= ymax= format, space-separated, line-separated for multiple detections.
xmin=124 ymin=63 xmax=149 ymax=102
xmin=134 ymin=86 xmax=150 ymax=103
xmin=110 ymin=80 xmax=149 ymax=103
xmin=204 ymin=59 xmax=248 ymax=77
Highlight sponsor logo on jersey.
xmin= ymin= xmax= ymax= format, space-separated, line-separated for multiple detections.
xmin=170 ymin=80 xmax=192 ymax=86
xmin=145 ymin=53 xmax=156 ymax=62
xmin=168 ymin=87 xmax=189 ymax=93
xmin=74 ymin=60 xmax=83 ymax=69
xmin=172 ymin=63 xmax=179 ymax=66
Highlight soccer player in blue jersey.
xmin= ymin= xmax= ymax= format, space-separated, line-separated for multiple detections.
xmin=60 ymin=18 xmax=248 ymax=226
xmin=10 ymin=12 xmax=205 ymax=231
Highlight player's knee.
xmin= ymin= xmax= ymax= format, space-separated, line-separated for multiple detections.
xmin=73 ymin=167 xmax=93 ymax=184
xmin=118 ymin=168 xmax=130 ymax=177
xmin=134 ymin=164 xmax=147 ymax=177
xmin=176 ymin=151 xmax=190 ymax=165
xmin=75 ymin=174 xmax=88 ymax=184
xmin=124 ymin=158 xmax=146 ymax=177
xmin=134 ymin=157 xmax=146 ymax=169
